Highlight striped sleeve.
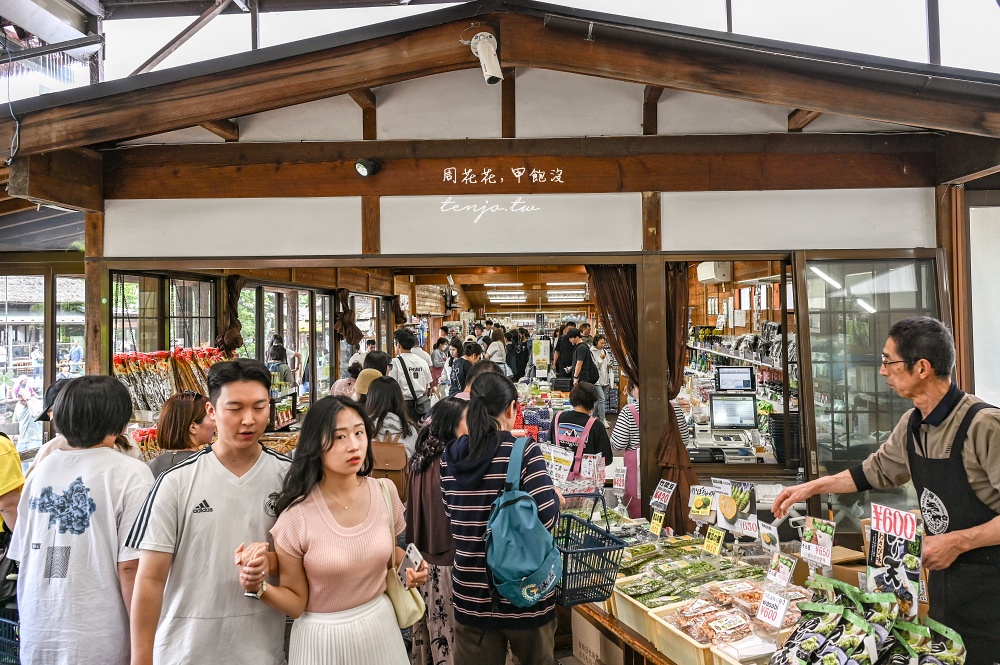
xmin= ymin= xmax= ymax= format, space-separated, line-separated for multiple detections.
xmin=610 ymin=405 xmax=639 ymax=451
xmin=672 ymin=402 xmax=692 ymax=447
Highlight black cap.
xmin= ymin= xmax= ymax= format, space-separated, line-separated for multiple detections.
xmin=36 ymin=378 xmax=72 ymax=422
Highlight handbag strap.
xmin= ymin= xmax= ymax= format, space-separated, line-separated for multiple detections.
xmin=396 ymin=355 xmax=421 ymax=400
xmin=379 ymin=479 xmax=398 ymax=568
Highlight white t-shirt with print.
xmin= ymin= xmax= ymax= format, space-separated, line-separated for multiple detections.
xmin=125 ymin=445 xmax=291 ymax=665
xmin=388 ymin=352 xmax=431 ymax=401
xmin=10 ymin=447 xmax=154 ymax=665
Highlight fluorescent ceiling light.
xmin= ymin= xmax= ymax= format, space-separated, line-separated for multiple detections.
xmin=485 ymin=283 xmax=523 ymax=287
xmin=546 ymin=282 xmax=588 ymax=286
xmin=547 ymin=295 xmax=586 ymax=302
xmin=809 ymin=266 xmax=842 ymax=289
xmin=855 ymin=298 xmax=877 ymax=314
xmin=547 ymin=290 xmax=587 ymax=296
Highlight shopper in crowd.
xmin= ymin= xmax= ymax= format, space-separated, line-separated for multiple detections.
xmin=473 ymin=323 xmax=486 ymax=348
xmin=406 ymin=397 xmax=467 ymax=665
xmin=366 ymin=376 xmax=419 ymax=459
xmin=266 ymin=345 xmax=295 ymax=386
xmin=12 ymin=375 xmax=154 ymax=665
xmin=147 ymin=391 xmax=215 ymax=478
xmin=485 ymin=329 xmax=510 ymax=377
xmin=30 ymin=345 xmax=43 ymax=381
xmin=128 ymin=359 xmax=291 ymax=665
xmin=268 ymin=334 xmax=301 ymax=373
xmin=504 ymin=331 xmax=521 ymax=379
xmin=441 ymin=373 xmax=562 ymax=665
xmin=13 ymin=375 xmax=41 ymax=451
xmin=388 ymin=328 xmax=432 ymax=422
xmin=237 ymin=396 xmax=427 ymax=665
xmin=353 ymin=368 xmax=382 ymax=406
xmin=331 ymin=362 xmax=363 ymax=397
xmin=551 ymin=322 xmax=576 ymax=377
xmin=517 ymin=328 xmax=532 ymax=379
xmin=438 ymin=337 xmax=464 ymax=397
xmin=364 ymin=350 xmax=391 ymax=376
xmin=774 ymin=317 xmax=1000 ymax=665
xmin=454 ymin=359 xmax=500 ymax=401
xmin=0 ymin=430 xmax=21 ymax=531
xmin=407 ymin=334 xmax=433 ymax=368
xmin=591 ymin=335 xmax=611 ymax=427
xmin=350 ymin=340 xmax=376 ymax=368
xmin=430 ymin=337 xmax=450 ymax=387
xmin=448 ymin=341 xmax=482 ymax=398
xmin=610 ymin=381 xmax=641 ymax=518
xmin=553 ymin=382 xmax=613 ymax=468
xmin=578 ymin=322 xmax=593 ymax=346
xmin=567 ymin=328 xmax=600 ymax=388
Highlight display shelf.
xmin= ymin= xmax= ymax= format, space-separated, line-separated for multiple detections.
xmin=688 ymin=344 xmax=791 ymax=371
xmin=268 ymin=392 xmax=298 ymax=432
xmin=574 ymin=603 xmax=678 ymax=665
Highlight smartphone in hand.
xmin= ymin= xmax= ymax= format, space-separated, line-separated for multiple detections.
xmin=397 ymin=544 xmax=424 ymax=586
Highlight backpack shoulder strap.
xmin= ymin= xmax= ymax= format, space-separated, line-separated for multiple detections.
xmin=396 ymin=355 xmax=420 ymax=398
xmin=506 ymin=437 xmax=529 ymax=492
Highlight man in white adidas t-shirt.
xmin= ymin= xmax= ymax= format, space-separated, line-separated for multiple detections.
xmin=128 ymin=359 xmax=291 ymax=665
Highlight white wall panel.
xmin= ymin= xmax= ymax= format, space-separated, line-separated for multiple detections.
xmin=970 ymin=207 xmax=1000 ymax=405
xmin=661 ymin=189 xmax=935 ymax=251
xmin=657 ymin=91 xmax=790 ymax=135
xmin=516 ymin=69 xmax=643 ymax=138
xmin=239 ymin=96 xmax=362 ymax=142
xmin=121 ymin=126 xmax=225 ymax=145
xmin=381 ymin=193 xmax=641 ymax=254
xmin=105 ymin=198 xmax=362 ymax=257
xmin=376 ymin=69 xmax=501 ymax=140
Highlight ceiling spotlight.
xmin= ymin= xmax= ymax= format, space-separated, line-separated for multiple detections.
xmin=470 ymin=32 xmax=503 ymax=85
xmin=355 ymin=158 xmax=380 ymax=177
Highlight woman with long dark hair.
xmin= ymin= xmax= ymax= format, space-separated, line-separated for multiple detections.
xmin=406 ymin=397 xmax=468 ymax=665
xmin=440 ymin=373 xmax=561 ymax=665
xmin=238 ymin=396 xmax=428 ymax=665
xmin=365 ymin=376 xmax=418 ymax=459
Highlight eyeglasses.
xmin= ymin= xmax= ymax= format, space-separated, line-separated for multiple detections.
xmin=880 ymin=355 xmax=908 ymax=368
xmin=180 ymin=390 xmax=204 ymax=399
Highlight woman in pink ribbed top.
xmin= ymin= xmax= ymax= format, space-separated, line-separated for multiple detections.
xmin=238 ymin=396 xmax=428 ymax=665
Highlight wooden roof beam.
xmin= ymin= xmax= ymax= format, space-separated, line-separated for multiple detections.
xmin=348 ymin=88 xmax=377 ymax=110
xmin=788 ymin=109 xmax=822 ymax=132
xmin=8 ymin=148 xmax=103 ymax=212
xmin=199 ymin=119 xmax=240 ymax=142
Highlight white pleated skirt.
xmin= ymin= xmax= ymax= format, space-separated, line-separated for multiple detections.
xmin=289 ymin=594 xmax=409 ymax=665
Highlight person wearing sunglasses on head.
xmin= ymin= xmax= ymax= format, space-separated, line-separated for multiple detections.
xmin=148 ymin=391 xmax=216 ymax=478
xmin=773 ymin=316 xmax=1000 ymax=665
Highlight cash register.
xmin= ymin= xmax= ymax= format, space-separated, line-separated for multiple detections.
xmin=690 ymin=366 xmax=760 ymax=464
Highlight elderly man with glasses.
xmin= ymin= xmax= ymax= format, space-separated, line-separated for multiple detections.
xmin=774 ymin=316 xmax=1000 ymax=665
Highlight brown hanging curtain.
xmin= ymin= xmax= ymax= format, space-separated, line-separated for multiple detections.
xmin=333 ymin=288 xmax=364 ymax=346
xmin=655 ymin=262 xmax=700 ymax=535
xmin=214 ymin=274 xmax=247 ymax=358
xmin=390 ymin=295 xmax=407 ymax=326
xmin=585 ymin=264 xmax=639 ymax=388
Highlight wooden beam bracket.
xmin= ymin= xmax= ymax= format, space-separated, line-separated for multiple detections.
xmin=8 ymin=148 xmax=103 ymax=212
xmin=788 ymin=109 xmax=822 ymax=132
xmin=199 ymin=119 xmax=240 ymax=142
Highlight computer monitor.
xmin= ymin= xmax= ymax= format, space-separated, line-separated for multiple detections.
xmin=710 ymin=393 xmax=758 ymax=430
xmin=715 ymin=365 xmax=756 ymax=392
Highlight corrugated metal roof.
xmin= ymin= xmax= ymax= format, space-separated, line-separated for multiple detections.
xmin=0 ymin=206 xmax=84 ymax=252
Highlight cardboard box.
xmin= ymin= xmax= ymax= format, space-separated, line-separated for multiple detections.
xmin=571 ymin=607 xmax=624 ymax=665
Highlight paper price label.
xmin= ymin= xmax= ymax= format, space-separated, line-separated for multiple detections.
xmin=870 ymin=503 xmax=919 ymax=540
xmin=766 ymin=552 xmax=795 ymax=587
xmin=801 ymin=516 xmax=836 ymax=567
xmin=613 ymin=467 xmax=627 ymax=491
xmin=651 ymin=479 xmax=677 ymax=507
xmin=580 ymin=455 xmax=597 ymax=480
xmin=703 ymin=526 xmax=725 ymax=556
xmin=801 ymin=541 xmax=832 ymax=567
xmin=547 ymin=446 xmax=574 ymax=483
xmin=760 ymin=521 xmax=781 ymax=554
xmin=650 ymin=509 xmax=666 ymax=536
xmin=737 ymin=514 xmax=759 ymax=538
xmin=708 ymin=615 xmax=747 ymax=632
xmin=711 ymin=477 xmax=733 ymax=495
xmin=756 ymin=590 xmax=790 ymax=629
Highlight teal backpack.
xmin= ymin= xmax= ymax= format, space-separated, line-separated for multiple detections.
xmin=484 ymin=437 xmax=563 ymax=608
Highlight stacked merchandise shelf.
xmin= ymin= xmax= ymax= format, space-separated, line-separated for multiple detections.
xmin=113 ymin=347 xmax=227 ymax=413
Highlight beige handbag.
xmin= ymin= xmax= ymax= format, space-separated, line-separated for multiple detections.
xmin=379 ymin=479 xmax=425 ymax=628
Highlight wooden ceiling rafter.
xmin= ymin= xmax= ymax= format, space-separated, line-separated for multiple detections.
xmin=198 ymin=118 xmax=240 ymax=141
xmin=787 ymin=109 xmax=822 ymax=132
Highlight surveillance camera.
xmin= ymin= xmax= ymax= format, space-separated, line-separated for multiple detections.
xmin=470 ymin=32 xmax=503 ymax=85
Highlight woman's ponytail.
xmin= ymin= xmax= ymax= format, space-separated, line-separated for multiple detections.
xmin=467 ymin=372 xmax=518 ymax=459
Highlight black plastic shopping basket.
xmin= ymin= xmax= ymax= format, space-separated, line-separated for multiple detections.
xmin=554 ymin=493 xmax=626 ymax=607
xmin=0 ymin=605 xmax=17 ymax=664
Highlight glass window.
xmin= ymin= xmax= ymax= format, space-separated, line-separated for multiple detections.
xmin=113 ymin=274 xmax=161 ymax=353
xmin=169 ymin=279 xmax=215 ymax=349
xmin=237 ymin=287 xmax=258 ymax=359
xmin=56 ymin=277 xmax=86 ymax=378
xmin=732 ymin=0 xmax=928 ymax=63
xmin=804 ymin=258 xmax=940 ymax=532
xmin=315 ymin=295 xmax=332 ymax=395
xmin=940 ymin=0 xmax=1000 ymax=74
xmin=264 ymin=290 xmax=278 ymax=348
xmin=0 ymin=275 xmax=46 ymax=450
xmin=970 ymin=206 xmax=1000 ymax=404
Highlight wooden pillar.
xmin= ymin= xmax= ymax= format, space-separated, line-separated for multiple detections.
xmin=636 ymin=255 xmax=668 ymax=517
xmin=642 ymin=192 xmax=661 ymax=251
xmin=362 ymin=196 xmax=380 ymax=255
xmin=936 ymin=184 xmax=973 ymax=390
xmin=84 ymin=212 xmax=109 ymax=375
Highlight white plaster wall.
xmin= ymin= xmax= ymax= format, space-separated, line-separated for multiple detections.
xmin=239 ymin=96 xmax=362 ymax=142
xmin=515 ymin=69 xmax=643 ymax=138
xmin=104 ymin=198 xmax=362 ymax=256
xmin=376 ymin=69 xmax=502 ymax=140
xmin=657 ymin=91 xmax=790 ymax=135
xmin=970 ymin=207 xmax=1000 ymax=405
xmin=380 ymin=193 xmax=641 ymax=254
xmin=661 ymin=188 xmax=935 ymax=251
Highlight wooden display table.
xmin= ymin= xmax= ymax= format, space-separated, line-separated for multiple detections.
xmin=573 ymin=603 xmax=679 ymax=665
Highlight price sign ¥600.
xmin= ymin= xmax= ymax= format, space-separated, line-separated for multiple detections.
xmin=756 ymin=590 xmax=790 ymax=629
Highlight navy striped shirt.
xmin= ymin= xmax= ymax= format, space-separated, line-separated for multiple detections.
xmin=440 ymin=432 xmax=560 ymax=629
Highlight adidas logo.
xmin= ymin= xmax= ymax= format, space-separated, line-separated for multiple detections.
xmin=192 ymin=500 xmax=214 ymax=514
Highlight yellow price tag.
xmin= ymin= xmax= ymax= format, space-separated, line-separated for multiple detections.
xmin=703 ymin=526 xmax=725 ymax=556
xmin=649 ymin=509 xmax=666 ymax=536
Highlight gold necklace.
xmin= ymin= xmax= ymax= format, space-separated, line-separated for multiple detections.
xmin=325 ymin=478 xmax=364 ymax=510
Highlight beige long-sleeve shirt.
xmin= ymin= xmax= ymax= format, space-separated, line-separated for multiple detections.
xmin=856 ymin=387 xmax=1000 ymax=513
